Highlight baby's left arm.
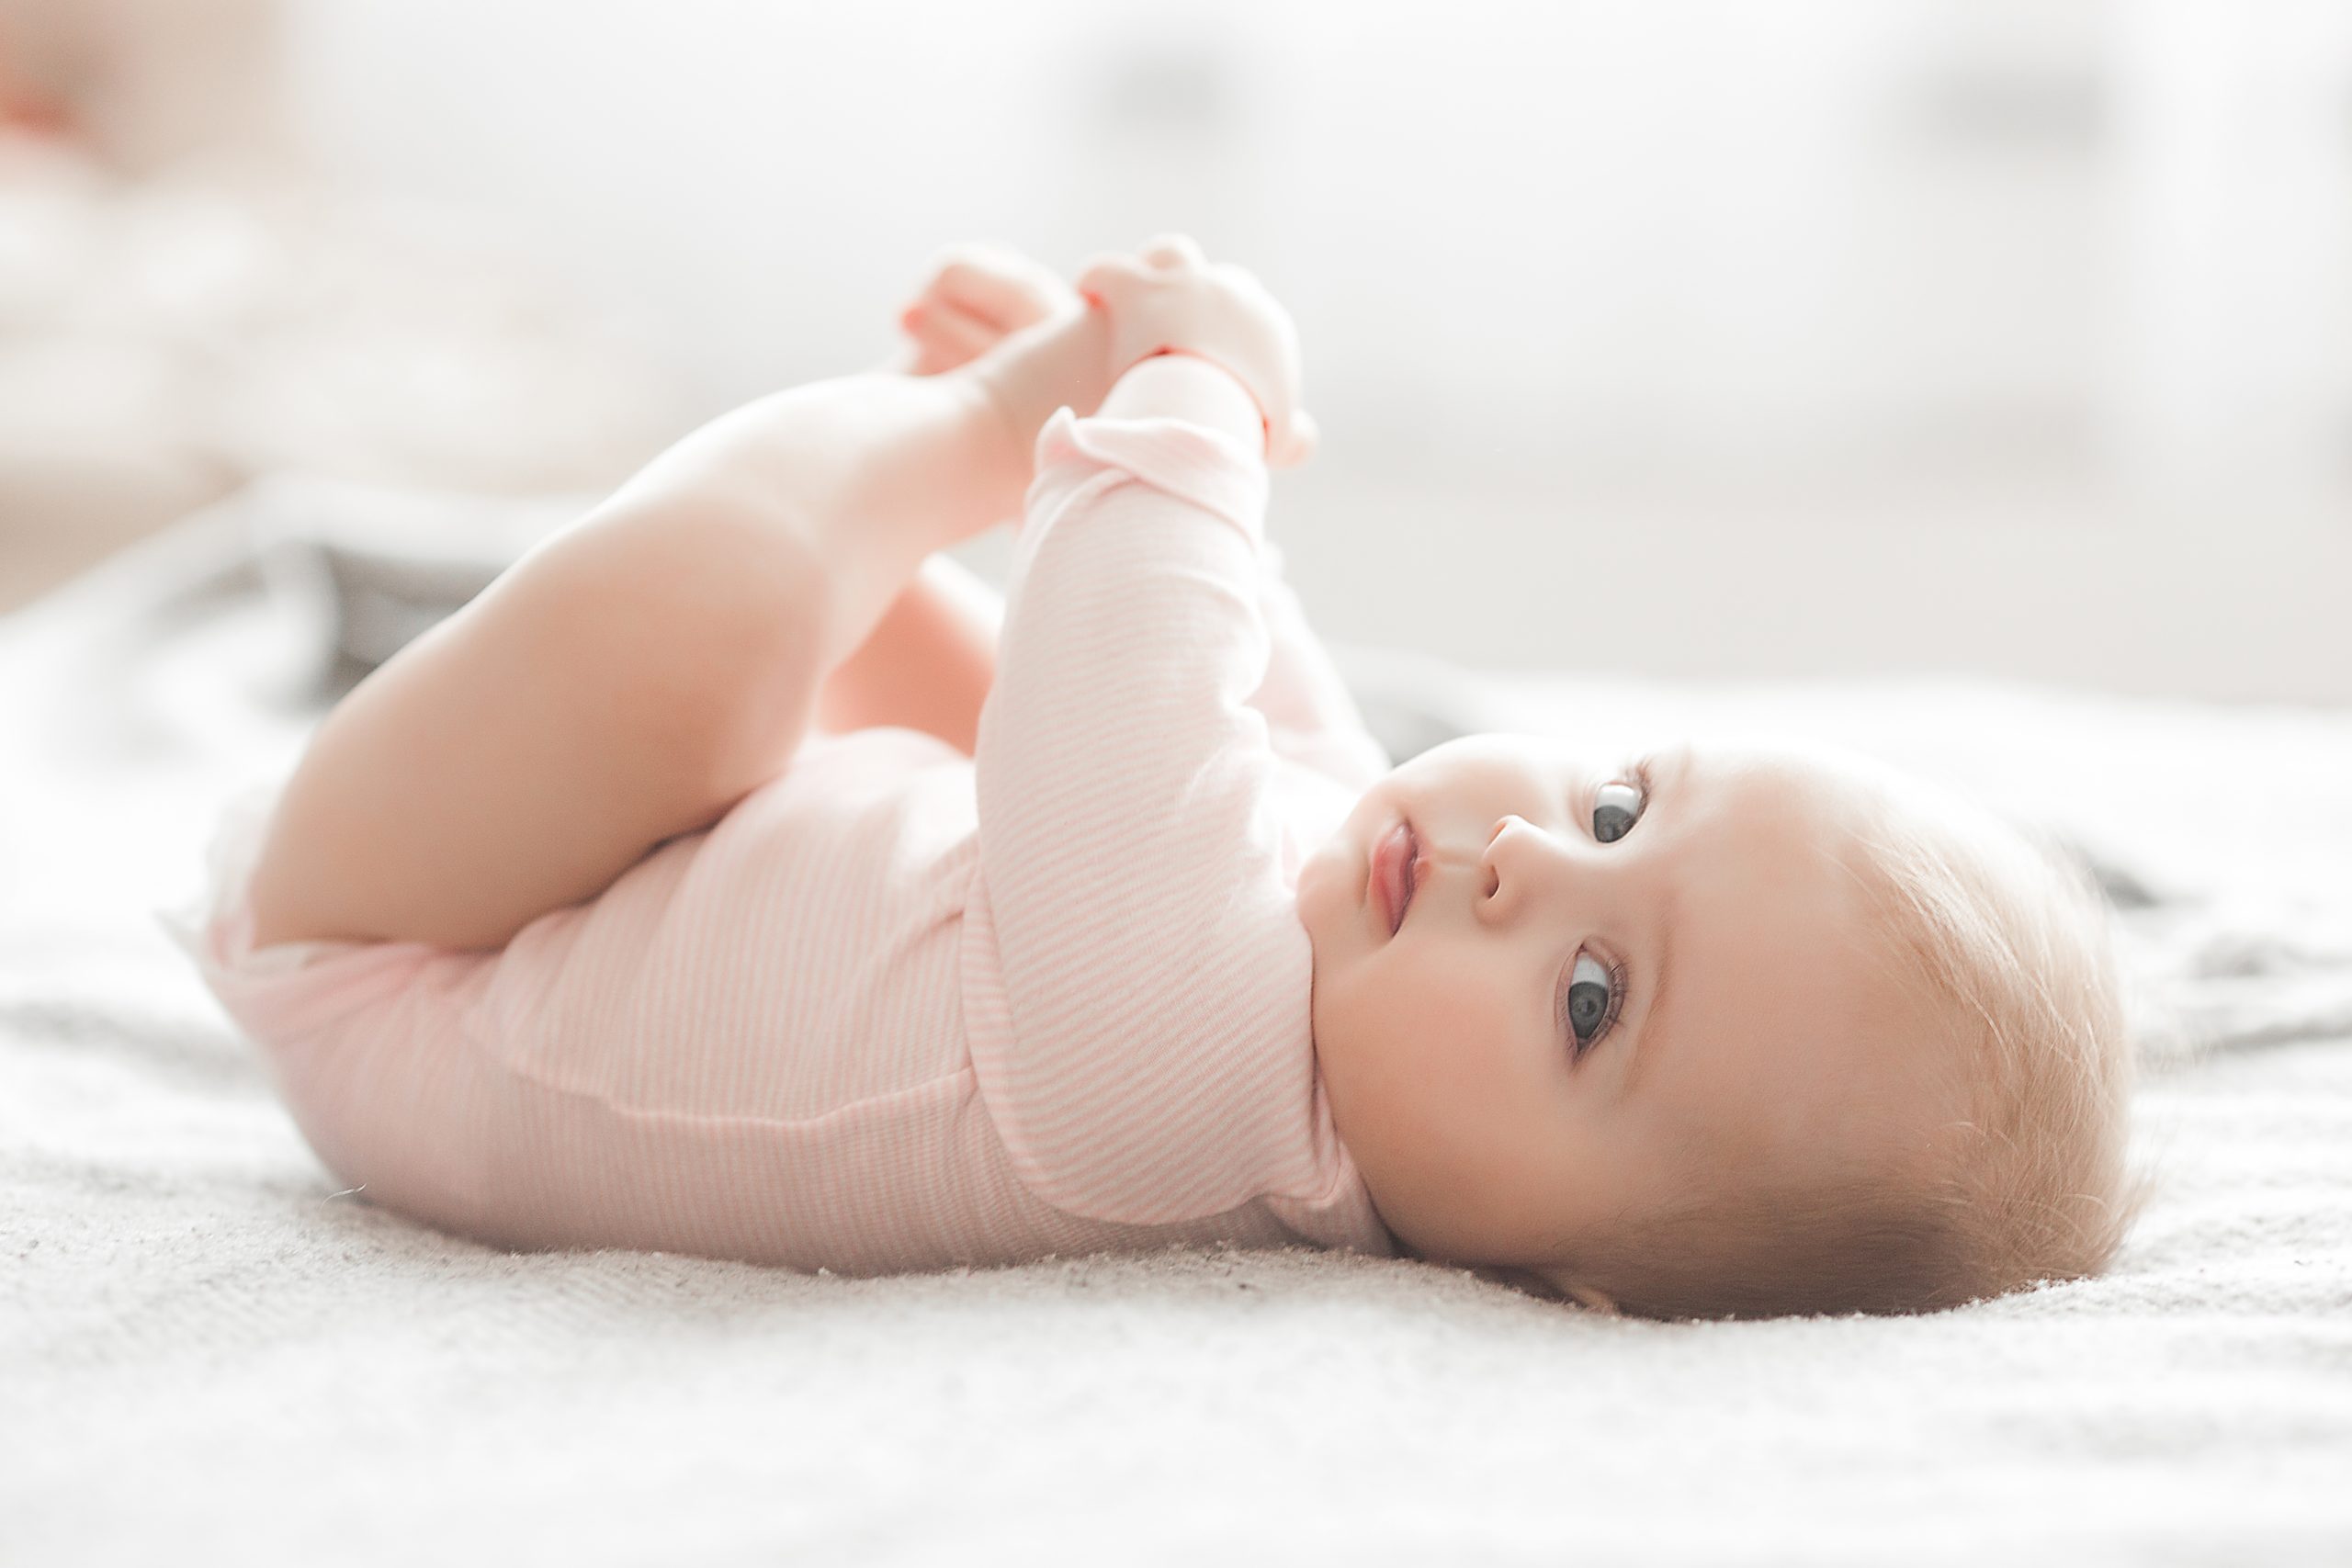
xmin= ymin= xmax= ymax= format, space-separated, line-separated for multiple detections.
xmin=965 ymin=248 xmax=1361 ymax=1224
xmin=966 ymin=359 xmax=1323 ymax=1223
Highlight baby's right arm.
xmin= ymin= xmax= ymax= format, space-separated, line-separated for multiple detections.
xmin=1077 ymin=242 xmax=1379 ymax=786
xmin=1093 ymin=352 xmax=1264 ymax=451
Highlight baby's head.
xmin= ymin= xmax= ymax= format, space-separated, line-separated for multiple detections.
xmin=1296 ymin=734 xmax=2140 ymax=1319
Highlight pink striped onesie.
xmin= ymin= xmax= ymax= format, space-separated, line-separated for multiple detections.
xmin=161 ymin=409 xmax=1400 ymax=1273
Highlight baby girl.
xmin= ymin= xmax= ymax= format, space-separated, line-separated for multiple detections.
xmin=165 ymin=236 xmax=2139 ymax=1319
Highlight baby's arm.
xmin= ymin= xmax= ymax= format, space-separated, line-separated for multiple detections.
xmin=1087 ymin=296 xmax=1380 ymax=786
xmin=967 ymin=245 xmax=1328 ymax=1219
xmin=969 ymin=362 xmax=1299 ymax=1219
xmin=814 ymin=243 xmax=1316 ymax=761
xmin=1094 ymin=350 xmax=1263 ymax=444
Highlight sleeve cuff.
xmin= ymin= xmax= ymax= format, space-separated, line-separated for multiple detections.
xmin=1031 ymin=407 xmax=1271 ymax=544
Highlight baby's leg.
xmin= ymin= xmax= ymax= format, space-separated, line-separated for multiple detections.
xmin=812 ymin=552 xmax=1001 ymax=756
xmin=243 ymin=309 xmax=1100 ymax=953
xmin=803 ymin=244 xmax=1081 ymax=753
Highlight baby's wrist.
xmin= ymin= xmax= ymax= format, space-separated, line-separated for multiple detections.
xmin=1099 ymin=351 xmax=1266 ymax=455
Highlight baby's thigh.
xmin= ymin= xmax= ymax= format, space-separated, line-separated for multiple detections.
xmin=814 ymin=552 xmax=1001 ymax=755
xmin=244 ymin=506 xmax=828 ymax=954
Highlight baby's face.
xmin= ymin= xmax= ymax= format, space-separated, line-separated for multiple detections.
xmin=1296 ymin=735 xmax=1953 ymax=1276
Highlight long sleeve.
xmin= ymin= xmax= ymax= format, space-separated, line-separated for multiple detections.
xmin=957 ymin=409 xmax=1366 ymax=1229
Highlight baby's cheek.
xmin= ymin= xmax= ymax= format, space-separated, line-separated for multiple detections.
xmin=1320 ymin=981 xmax=1408 ymax=1092
xmin=1362 ymin=976 xmax=1461 ymax=1090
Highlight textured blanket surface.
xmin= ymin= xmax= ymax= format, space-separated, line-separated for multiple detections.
xmin=4 ymin=499 xmax=2348 ymax=1566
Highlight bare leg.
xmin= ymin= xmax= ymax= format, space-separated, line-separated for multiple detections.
xmin=243 ymin=306 xmax=1106 ymax=953
xmin=808 ymin=244 xmax=1080 ymax=752
xmin=811 ymin=554 xmax=1001 ymax=755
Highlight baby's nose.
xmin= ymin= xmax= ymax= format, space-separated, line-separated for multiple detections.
xmin=1477 ymin=815 xmax=1544 ymax=897
xmin=1487 ymin=812 xmax=1582 ymax=881
xmin=1487 ymin=814 xmax=1543 ymax=852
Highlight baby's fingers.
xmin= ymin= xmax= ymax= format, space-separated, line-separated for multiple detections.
xmin=1137 ymin=233 xmax=1206 ymax=273
xmin=1269 ymin=407 xmax=1319 ymax=470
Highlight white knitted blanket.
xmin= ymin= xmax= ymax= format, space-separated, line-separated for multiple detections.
xmin=4 ymin=493 xmax=2347 ymax=1566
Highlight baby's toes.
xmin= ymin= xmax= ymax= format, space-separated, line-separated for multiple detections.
xmin=929 ymin=243 xmax=1074 ymax=332
xmin=899 ymin=295 xmax=1001 ymax=376
xmin=1074 ymin=252 xmax=1150 ymax=310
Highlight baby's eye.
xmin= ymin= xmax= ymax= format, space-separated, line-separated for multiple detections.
xmin=1562 ymin=952 xmax=1620 ymax=1056
xmin=1592 ymin=781 xmax=1644 ymax=843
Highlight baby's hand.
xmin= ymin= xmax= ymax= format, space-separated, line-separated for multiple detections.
xmin=1076 ymin=234 xmax=1318 ymax=468
xmin=897 ymin=243 xmax=1080 ymax=377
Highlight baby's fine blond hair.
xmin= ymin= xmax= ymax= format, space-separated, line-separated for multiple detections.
xmin=1559 ymin=756 xmax=2145 ymax=1321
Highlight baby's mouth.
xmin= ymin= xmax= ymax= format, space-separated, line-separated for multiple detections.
xmin=1400 ymin=832 xmax=1421 ymax=927
xmin=1373 ymin=819 xmax=1421 ymax=937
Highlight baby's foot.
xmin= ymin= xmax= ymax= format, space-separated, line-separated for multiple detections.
xmin=896 ymin=243 xmax=1114 ymax=464
xmin=897 ymin=244 xmax=1080 ymax=376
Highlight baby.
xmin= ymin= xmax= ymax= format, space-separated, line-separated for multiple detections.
xmin=165 ymin=236 xmax=2139 ymax=1319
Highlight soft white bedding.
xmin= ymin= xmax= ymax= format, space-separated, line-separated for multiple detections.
xmin=4 ymin=493 xmax=2348 ymax=1566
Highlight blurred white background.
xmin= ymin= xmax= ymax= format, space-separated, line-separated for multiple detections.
xmin=6 ymin=0 xmax=2349 ymax=699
